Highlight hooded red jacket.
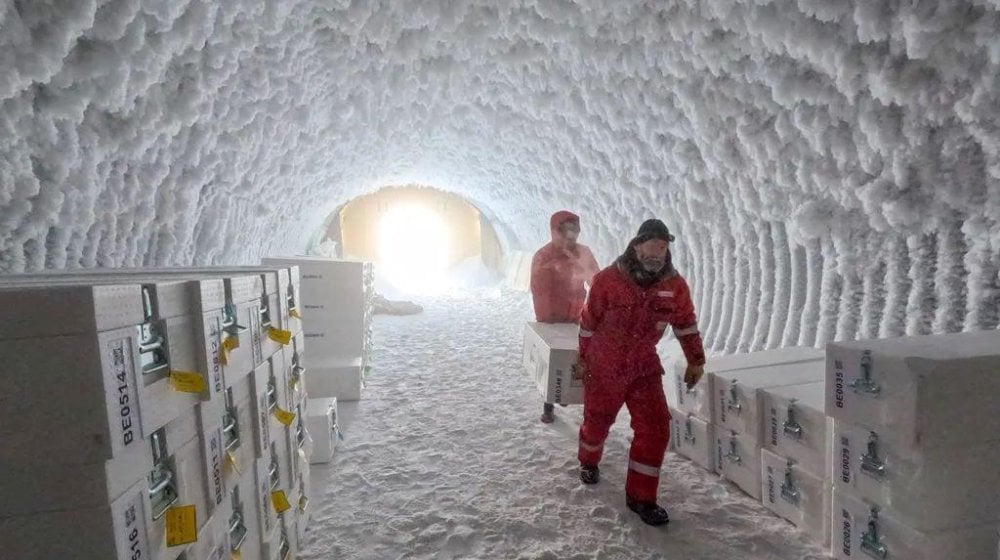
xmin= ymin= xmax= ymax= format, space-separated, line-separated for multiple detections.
xmin=530 ymin=211 xmax=600 ymax=323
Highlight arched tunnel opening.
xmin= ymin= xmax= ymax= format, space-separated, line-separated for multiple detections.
xmin=311 ymin=185 xmax=507 ymax=296
xmin=1 ymin=2 xmax=1000 ymax=559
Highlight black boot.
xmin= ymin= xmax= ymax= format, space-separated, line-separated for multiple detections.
xmin=540 ymin=403 xmax=555 ymax=424
xmin=580 ymin=464 xmax=600 ymax=485
xmin=626 ymin=496 xmax=670 ymax=526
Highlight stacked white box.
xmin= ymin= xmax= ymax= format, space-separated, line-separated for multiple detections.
xmin=306 ymin=397 xmax=340 ymax=464
xmin=0 ymin=267 xmax=310 ymax=560
xmin=0 ymin=411 xmax=213 ymax=560
xmin=832 ymin=487 xmax=998 ymax=560
xmin=758 ymin=381 xmax=833 ymax=547
xmin=761 ymin=382 xmax=830 ymax=476
xmin=761 ymin=448 xmax=829 ymax=546
xmin=262 ymin=256 xmax=374 ymax=402
xmin=522 ymin=322 xmax=583 ymax=406
xmin=826 ymin=330 xmax=1000 ymax=559
xmin=709 ymin=360 xmax=825 ymax=499
xmin=671 ymin=346 xmax=824 ymax=423
xmin=669 ymin=406 xmax=715 ymax=471
xmin=667 ymin=346 xmax=824 ymax=475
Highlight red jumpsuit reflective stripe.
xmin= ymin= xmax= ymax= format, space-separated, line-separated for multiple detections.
xmin=577 ymin=261 xmax=705 ymax=502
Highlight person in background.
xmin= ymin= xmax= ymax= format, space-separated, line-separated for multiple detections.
xmin=530 ymin=210 xmax=600 ymax=423
xmin=574 ymin=218 xmax=705 ymax=526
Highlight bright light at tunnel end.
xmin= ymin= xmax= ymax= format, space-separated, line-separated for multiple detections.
xmin=377 ymin=205 xmax=451 ymax=295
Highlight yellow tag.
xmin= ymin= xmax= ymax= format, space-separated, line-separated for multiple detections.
xmin=165 ymin=505 xmax=198 ymax=547
xmin=267 ymin=327 xmax=293 ymax=345
xmin=270 ymin=490 xmax=291 ymax=514
xmin=223 ymin=335 xmax=240 ymax=351
xmin=272 ymin=407 xmax=296 ymax=426
xmin=169 ymin=371 xmax=206 ymax=393
xmin=225 ymin=449 xmax=242 ymax=475
xmin=232 ymin=550 xmax=242 ymax=560
xmin=220 ymin=336 xmax=239 ymax=366
xmin=289 ymin=308 xmax=302 ymax=319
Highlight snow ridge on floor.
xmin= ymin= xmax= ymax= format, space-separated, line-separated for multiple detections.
xmin=299 ymin=288 xmax=828 ymax=560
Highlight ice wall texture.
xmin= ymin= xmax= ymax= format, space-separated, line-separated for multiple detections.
xmin=1 ymin=1 xmax=999 ymax=347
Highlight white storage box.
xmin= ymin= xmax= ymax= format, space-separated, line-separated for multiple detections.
xmin=713 ymin=360 xmax=825 ymax=438
xmin=671 ymin=346 xmax=824 ymax=420
xmin=261 ymin=522 xmax=294 ymax=560
xmin=669 ymin=406 xmax=716 ymax=472
xmin=831 ymin=487 xmax=999 ymax=560
xmin=761 ymin=381 xmax=831 ymax=477
xmin=183 ymin=501 xmax=232 ymax=560
xmin=761 ymin=448 xmax=830 ymax=547
xmin=716 ymin=429 xmax=762 ymax=500
xmin=832 ymin=420 xmax=1000 ymax=531
xmin=0 ymin=406 xmax=204 ymax=516
xmin=0 ymin=282 xmax=145 ymax=338
xmin=523 ymin=322 xmax=582 ymax=406
xmin=227 ymin=466 xmax=263 ymax=560
xmin=309 ymin=358 xmax=364 ymax=401
xmin=262 ymin=257 xmax=373 ymax=365
xmin=826 ymin=330 xmax=1000 ymax=450
xmin=253 ymin=457 xmax=280 ymax=547
xmin=0 ymin=325 xmax=149 ymax=463
xmin=0 ymin=479 xmax=154 ymax=560
xmin=1 ymin=413 xmax=210 ymax=560
xmin=306 ymin=397 xmax=339 ymax=464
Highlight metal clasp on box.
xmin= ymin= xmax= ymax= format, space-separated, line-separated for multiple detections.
xmin=727 ymin=379 xmax=742 ymax=414
xmin=848 ymin=350 xmax=880 ymax=396
xmin=269 ymin=443 xmax=281 ymax=491
xmin=223 ymin=387 xmax=241 ymax=451
xmin=229 ymin=487 xmax=248 ymax=552
xmin=298 ymin=477 xmax=309 ymax=513
xmin=286 ymin=284 xmax=298 ymax=317
xmin=137 ymin=287 xmax=170 ymax=378
xmin=148 ymin=429 xmax=179 ymax=520
xmin=257 ymin=278 xmax=273 ymax=329
xmin=296 ymin=414 xmax=306 ymax=450
xmin=724 ymin=432 xmax=741 ymax=464
xmin=278 ymin=528 xmax=292 ymax=560
xmin=861 ymin=506 xmax=888 ymax=559
xmin=222 ymin=300 xmax=248 ymax=336
xmin=290 ymin=351 xmax=306 ymax=388
xmin=860 ymin=431 xmax=886 ymax=479
xmin=783 ymin=399 xmax=803 ymax=440
xmin=683 ymin=415 xmax=696 ymax=445
xmin=267 ymin=372 xmax=278 ymax=411
xmin=780 ymin=460 xmax=800 ymax=505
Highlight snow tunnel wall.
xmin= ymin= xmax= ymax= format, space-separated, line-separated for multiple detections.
xmin=1 ymin=1 xmax=999 ymax=350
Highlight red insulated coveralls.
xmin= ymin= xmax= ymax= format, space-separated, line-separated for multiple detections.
xmin=530 ymin=211 xmax=600 ymax=323
xmin=577 ymin=260 xmax=705 ymax=502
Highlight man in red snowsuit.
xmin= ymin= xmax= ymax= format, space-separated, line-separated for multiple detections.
xmin=530 ymin=210 xmax=600 ymax=423
xmin=575 ymin=218 xmax=706 ymax=526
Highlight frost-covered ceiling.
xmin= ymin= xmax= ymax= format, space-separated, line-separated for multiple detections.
xmin=2 ymin=0 xmax=999 ymax=349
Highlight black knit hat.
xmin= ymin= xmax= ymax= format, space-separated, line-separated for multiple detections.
xmin=634 ymin=219 xmax=675 ymax=243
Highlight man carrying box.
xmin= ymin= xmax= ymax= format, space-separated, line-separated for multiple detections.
xmin=575 ymin=219 xmax=706 ymax=526
xmin=530 ymin=210 xmax=600 ymax=423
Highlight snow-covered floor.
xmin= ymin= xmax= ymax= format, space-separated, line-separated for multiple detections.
xmin=299 ymin=288 xmax=829 ymax=560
